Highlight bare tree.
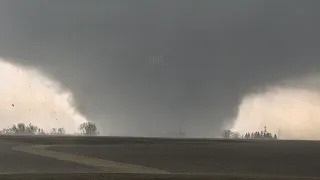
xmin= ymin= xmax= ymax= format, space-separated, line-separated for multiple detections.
xmin=26 ymin=123 xmax=39 ymax=135
xmin=57 ymin=128 xmax=66 ymax=135
xmin=223 ymin=130 xmax=231 ymax=139
xmin=38 ymin=128 xmax=47 ymax=135
xmin=17 ymin=123 xmax=26 ymax=134
xmin=50 ymin=128 xmax=57 ymax=135
xmin=223 ymin=130 xmax=241 ymax=139
xmin=50 ymin=127 xmax=66 ymax=135
xmin=79 ymin=122 xmax=98 ymax=136
xmin=230 ymin=131 xmax=241 ymax=139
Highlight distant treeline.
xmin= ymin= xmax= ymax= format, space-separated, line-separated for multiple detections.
xmin=243 ymin=131 xmax=277 ymax=140
xmin=0 ymin=122 xmax=99 ymax=136
xmin=223 ymin=128 xmax=278 ymax=140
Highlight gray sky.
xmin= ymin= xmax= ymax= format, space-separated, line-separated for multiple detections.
xmin=0 ymin=1 xmax=320 ymax=137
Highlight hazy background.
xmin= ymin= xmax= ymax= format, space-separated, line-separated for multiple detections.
xmin=0 ymin=1 xmax=320 ymax=139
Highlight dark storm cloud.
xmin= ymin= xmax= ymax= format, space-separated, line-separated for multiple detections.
xmin=0 ymin=0 xmax=320 ymax=137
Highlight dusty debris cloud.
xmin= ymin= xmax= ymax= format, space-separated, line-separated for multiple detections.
xmin=0 ymin=1 xmax=320 ymax=138
xmin=0 ymin=58 xmax=87 ymax=133
xmin=232 ymin=74 xmax=320 ymax=140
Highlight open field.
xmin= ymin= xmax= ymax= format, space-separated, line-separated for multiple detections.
xmin=0 ymin=136 xmax=320 ymax=179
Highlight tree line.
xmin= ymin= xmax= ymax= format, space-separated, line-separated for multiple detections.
xmin=244 ymin=131 xmax=277 ymax=140
xmin=0 ymin=122 xmax=98 ymax=136
xmin=223 ymin=126 xmax=278 ymax=140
